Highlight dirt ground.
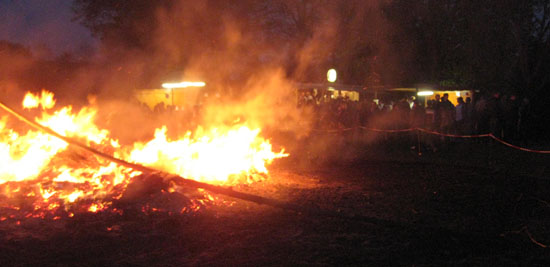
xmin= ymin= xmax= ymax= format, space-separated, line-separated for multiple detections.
xmin=1 ymin=137 xmax=549 ymax=266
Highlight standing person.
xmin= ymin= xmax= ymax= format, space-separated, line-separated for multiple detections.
xmin=440 ymin=93 xmax=455 ymax=133
xmin=433 ymin=94 xmax=442 ymax=130
xmin=394 ymin=98 xmax=411 ymax=129
xmin=503 ymin=95 xmax=519 ymax=143
xmin=411 ymin=100 xmax=425 ymax=128
xmin=464 ymin=97 xmax=474 ymax=134
xmin=455 ymin=97 xmax=466 ymax=134
xmin=518 ymin=97 xmax=531 ymax=146
xmin=474 ymin=94 xmax=489 ymax=134
xmin=487 ymin=92 xmax=502 ymax=138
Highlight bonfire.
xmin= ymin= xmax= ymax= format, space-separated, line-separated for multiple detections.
xmin=0 ymin=90 xmax=288 ymax=223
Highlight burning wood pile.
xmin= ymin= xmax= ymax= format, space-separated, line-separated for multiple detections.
xmin=0 ymin=90 xmax=288 ymax=226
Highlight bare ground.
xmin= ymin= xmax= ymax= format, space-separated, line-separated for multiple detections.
xmin=1 ymin=138 xmax=550 ymax=266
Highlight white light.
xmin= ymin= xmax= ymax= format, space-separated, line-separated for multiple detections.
xmin=327 ymin=69 xmax=337 ymax=83
xmin=162 ymin=81 xmax=206 ymax=89
xmin=417 ymin=91 xmax=434 ymax=96
xmin=455 ymin=91 xmax=460 ymax=97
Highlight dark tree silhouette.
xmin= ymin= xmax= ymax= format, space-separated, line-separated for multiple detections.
xmin=384 ymin=0 xmax=550 ymax=98
xmin=72 ymin=0 xmax=173 ymax=50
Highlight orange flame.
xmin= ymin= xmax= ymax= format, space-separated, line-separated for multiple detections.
xmin=124 ymin=125 xmax=287 ymax=183
xmin=0 ymin=90 xmax=288 ymax=217
xmin=22 ymin=90 xmax=55 ymax=110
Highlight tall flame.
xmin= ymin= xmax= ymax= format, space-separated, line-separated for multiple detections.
xmin=124 ymin=126 xmax=287 ymax=183
xmin=22 ymin=90 xmax=56 ymax=110
xmin=0 ymin=116 xmax=67 ymax=182
xmin=0 ymin=90 xmax=287 ymax=217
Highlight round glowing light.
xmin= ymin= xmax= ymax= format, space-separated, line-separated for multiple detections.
xmin=327 ymin=69 xmax=337 ymax=83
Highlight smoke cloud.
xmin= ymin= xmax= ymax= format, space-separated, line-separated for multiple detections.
xmin=1 ymin=0 xmax=397 ymax=162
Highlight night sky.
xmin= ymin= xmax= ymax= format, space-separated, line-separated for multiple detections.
xmin=0 ymin=0 xmax=96 ymax=56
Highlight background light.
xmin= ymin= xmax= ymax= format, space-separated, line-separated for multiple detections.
xmin=162 ymin=81 xmax=206 ymax=89
xmin=417 ymin=91 xmax=434 ymax=96
xmin=327 ymin=69 xmax=337 ymax=83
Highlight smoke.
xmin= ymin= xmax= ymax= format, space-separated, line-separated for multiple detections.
xmin=84 ymin=1 xmax=319 ymax=137
xmin=0 ymin=0 xmax=98 ymax=105
xmin=1 ymin=0 xmax=399 ymax=162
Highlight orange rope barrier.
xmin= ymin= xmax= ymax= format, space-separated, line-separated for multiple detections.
xmin=488 ymin=134 xmax=550 ymax=154
xmin=359 ymin=126 xmax=415 ymax=133
xmin=311 ymin=127 xmax=355 ymax=133
xmin=310 ymin=125 xmax=550 ymax=154
xmin=415 ymin=127 xmax=491 ymax=138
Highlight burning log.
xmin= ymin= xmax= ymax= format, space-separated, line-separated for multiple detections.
xmin=0 ymin=100 xmax=297 ymax=210
xmin=117 ymin=174 xmax=167 ymax=202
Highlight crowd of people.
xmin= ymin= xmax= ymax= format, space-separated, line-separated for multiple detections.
xmin=298 ymin=90 xmax=532 ymax=144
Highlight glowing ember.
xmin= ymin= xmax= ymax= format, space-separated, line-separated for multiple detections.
xmin=0 ymin=90 xmax=287 ymax=219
